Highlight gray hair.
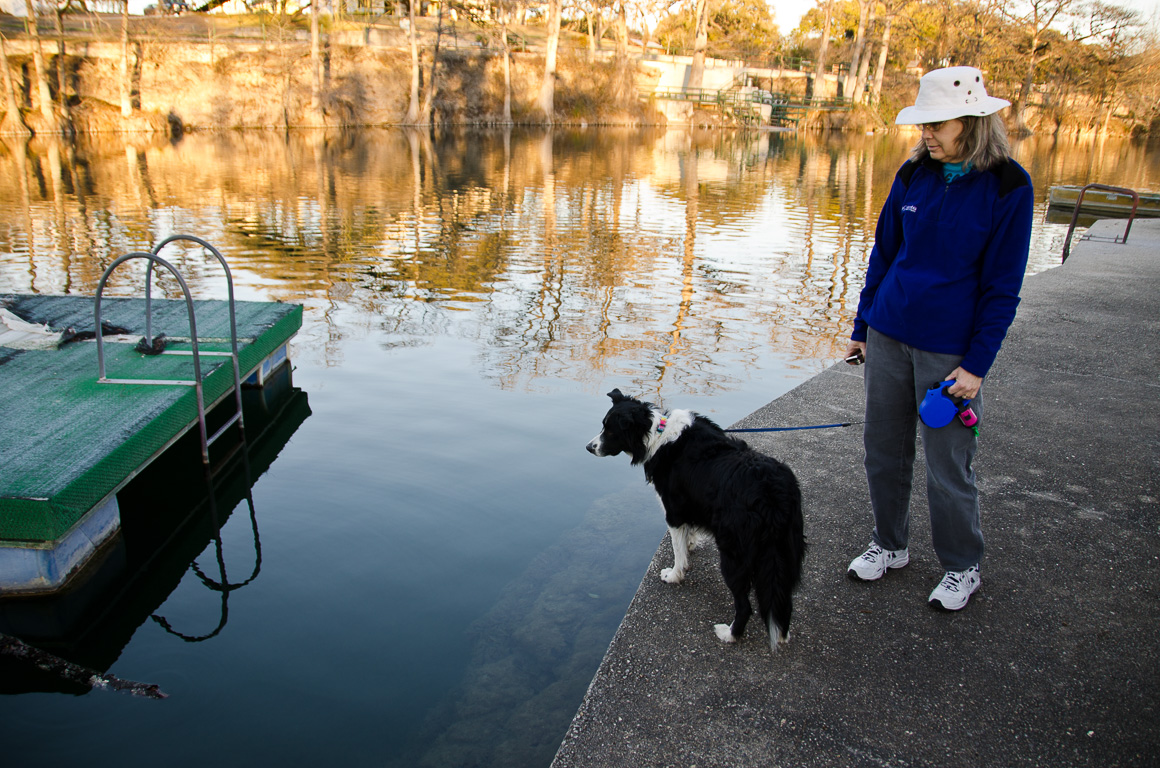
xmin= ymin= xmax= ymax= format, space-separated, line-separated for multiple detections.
xmin=909 ymin=113 xmax=1012 ymax=171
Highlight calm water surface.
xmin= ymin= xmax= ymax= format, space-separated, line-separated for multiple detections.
xmin=1 ymin=128 xmax=1156 ymax=766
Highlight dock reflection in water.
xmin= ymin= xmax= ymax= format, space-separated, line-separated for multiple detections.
xmin=0 ymin=363 xmax=310 ymax=694
xmin=0 ymin=128 xmax=1157 ymax=767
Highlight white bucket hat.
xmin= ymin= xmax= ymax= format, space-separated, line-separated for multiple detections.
xmin=895 ymin=66 xmax=1010 ymax=125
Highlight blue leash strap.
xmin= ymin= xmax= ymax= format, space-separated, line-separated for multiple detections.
xmin=725 ymin=421 xmax=860 ymax=433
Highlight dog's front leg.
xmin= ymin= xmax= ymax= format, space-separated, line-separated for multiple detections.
xmin=660 ymin=525 xmax=691 ymax=583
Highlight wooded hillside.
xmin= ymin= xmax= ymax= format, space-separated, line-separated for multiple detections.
xmin=1 ymin=0 xmax=1156 ymax=137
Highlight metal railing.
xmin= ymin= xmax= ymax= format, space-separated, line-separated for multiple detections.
xmin=647 ymin=86 xmax=849 ymax=126
xmin=1061 ymin=184 xmax=1141 ymax=262
xmin=94 ymin=236 xmax=246 ymax=465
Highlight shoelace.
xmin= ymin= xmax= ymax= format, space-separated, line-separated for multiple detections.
xmin=939 ymin=571 xmax=974 ymax=593
xmin=861 ymin=546 xmax=883 ymax=562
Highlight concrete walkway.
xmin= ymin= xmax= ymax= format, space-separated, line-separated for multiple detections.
xmin=553 ymin=219 xmax=1159 ymax=768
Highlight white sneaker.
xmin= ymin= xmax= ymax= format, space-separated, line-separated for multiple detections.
xmin=847 ymin=543 xmax=910 ymax=581
xmin=928 ymin=566 xmax=981 ymax=611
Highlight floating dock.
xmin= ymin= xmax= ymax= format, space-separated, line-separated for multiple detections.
xmin=1048 ymin=184 xmax=1160 ymax=217
xmin=0 ymin=293 xmax=301 ymax=595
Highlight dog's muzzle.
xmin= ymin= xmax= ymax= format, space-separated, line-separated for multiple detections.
xmin=586 ymin=436 xmax=604 ymax=456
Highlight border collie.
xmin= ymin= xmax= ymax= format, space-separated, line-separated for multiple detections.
xmin=587 ymin=389 xmax=805 ymax=651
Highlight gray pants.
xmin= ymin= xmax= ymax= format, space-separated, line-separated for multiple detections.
xmin=863 ymin=328 xmax=984 ymax=571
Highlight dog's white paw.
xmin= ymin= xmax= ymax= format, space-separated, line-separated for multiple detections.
xmin=714 ymin=623 xmax=737 ymax=643
xmin=660 ymin=567 xmax=685 ymax=584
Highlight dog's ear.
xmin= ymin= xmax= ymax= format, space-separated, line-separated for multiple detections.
xmin=608 ymin=388 xmax=626 ymax=403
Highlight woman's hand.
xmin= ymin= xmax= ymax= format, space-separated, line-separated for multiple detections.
xmin=844 ymin=340 xmax=867 ymax=365
xmin=945 ymin=367 xmax=983 ymax=400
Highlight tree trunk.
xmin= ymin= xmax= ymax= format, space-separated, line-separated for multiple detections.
xmin=813 ymin=1 xmax=833 ymax=102
xmin=1 ymin=633 xmax=167 ymax=699
xmin=420 ymin=1 xmax=443 ymax=124
xmin=853 ymin=4 xmax=876 ymax=104
xmin=1099 ymin=94 xmax=1116 ymax=139
xmin=584 ymin=9 xmax=597 ymax=58
xmin=405 ymin=0 xmax=421 ymax=123
xmin=613 ymin=1 xmax=631 ymax=104
xmin=870 ymin=14 xmax=893 ymax=105
xmin=23 ymin=0 xmax=54 ymax=122
xmin=1012 ymin=30 xmax=1039 ymax=134
xmin=501 ymin=11 xmax=512 ymax=122
xmin=0 ymin=32 xmax=31 ymax=136
xmin=53 ymin=7 xmax=70 ymax=122
xmin=688 ymin=0 xmax=709 ymax=90
xmin=310 ymin=0 xmax=322 ymax=119
xmin=845 ymin=0 xmax=869 ymax=100
xmin=120 ymin=0 xmax=131 ymax=117
xmin=536 ymin=0 xmax=561 ymax=122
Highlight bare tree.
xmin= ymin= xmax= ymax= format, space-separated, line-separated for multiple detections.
xmin=871 ymin=0 xmax=911 ymax=105
xmin=1075 ymin=0 xmax=1143 ymax=136
xmin=852 ymin=0 xmax=876 ymax=103
xmin=582 ymin=4 xmax=602 ymax=56
xmin=499 ymin=0 xmax=512 ymax=122
xmin=406 ymin=0 xmax=422 ymax=122
xmin=310 ymin=0 xmax=322 ymax=120
xmin=612 ymin=0 xmax=633 ymax=103
xmin=633 ymin=0 xmax=678 ymax=55
xmin=813 ymin=0 xmax=834 ymax=102
xmin=51 ymin=0 xmax=74 ymax=124
xmin=870 ymin=8 xmax=895 ymax=104
xmin=688 ymin=0 xmax=709 ymax=89
xmin=0 ymin=32 xmax=31 ymax=136
xmin=22 ymin=0 xmax=55 ymax=123
xmin=1001 ymin=0 xmax=1073 ymax=133
xmin=845 ymin=0 xmax=871 ymax=100
xmin=537 ymin=0 xmax=562 ymax=121
xmin=420 ymin=0 xmax=445 ymax=124
xmin=120 ymin=0 xmax=131 ymax=117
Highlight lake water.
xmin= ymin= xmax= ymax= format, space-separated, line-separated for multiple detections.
xmin=1 ymin=128 xmax=1156 ymax=766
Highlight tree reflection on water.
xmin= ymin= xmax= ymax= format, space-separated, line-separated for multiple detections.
xmin=2 ymin=128 xmax=1156 ymax=397
xmin=2 ymin=127 xmax=1158 ymax=767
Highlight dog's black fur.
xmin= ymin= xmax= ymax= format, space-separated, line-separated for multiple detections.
xmin=587 ymin=389 xmax=805 ymax=651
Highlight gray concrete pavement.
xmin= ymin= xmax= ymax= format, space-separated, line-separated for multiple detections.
xmin=552 ymin=219 xmax=1160 ymax=768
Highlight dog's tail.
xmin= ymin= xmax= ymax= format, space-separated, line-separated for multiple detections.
xmin=766 ymin=614 xmax=786 ymax=653
xmin=754 ymin=475 xmax=805 ymax=653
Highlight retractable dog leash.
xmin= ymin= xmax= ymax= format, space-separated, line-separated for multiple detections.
xmin=918 ymin=380 xmax=978 ymax=429
xmin=723 ymin=355 xmax=979 ymax=435
xmin=725 ymin=386 xmax=978 ymax=435
xmin=725 ymin=422 xmax=862 ymax=433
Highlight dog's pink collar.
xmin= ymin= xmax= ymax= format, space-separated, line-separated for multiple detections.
xmin=657 ymin=417 xmax=667 ymax=433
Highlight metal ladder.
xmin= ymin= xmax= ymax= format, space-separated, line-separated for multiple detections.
xmin=94 ymin=235 xmax=246 ymax=466
xmin=1061 ymin=184 xmax=1141 ymax=262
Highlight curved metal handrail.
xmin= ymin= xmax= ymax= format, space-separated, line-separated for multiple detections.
xmin=152 ymin=235 xmax=246 ymax=443
xmin=95 ymin=252 xmax=211 ymax=459
xmin=1061 ymin=183 xmax=1140 ymax=262
xmin=94 ymin=237 xmax=247 ymax=465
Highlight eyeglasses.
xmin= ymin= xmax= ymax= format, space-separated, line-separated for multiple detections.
xmin=919 ymin=121 xmax=948 ymax=132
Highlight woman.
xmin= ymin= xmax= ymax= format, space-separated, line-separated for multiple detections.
xmin=844 ymin=66 xmax=1033 ymax=611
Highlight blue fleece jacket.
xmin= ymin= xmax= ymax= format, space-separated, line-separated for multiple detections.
xmin=852 ymin=157 xmax=1034 ymax=378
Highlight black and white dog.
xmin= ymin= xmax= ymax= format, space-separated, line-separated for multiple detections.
xmin=587 ymin=389 xmax=805 ymax=651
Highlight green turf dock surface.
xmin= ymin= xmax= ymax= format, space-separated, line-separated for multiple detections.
xmin=0 ymin=294 xmax=301 ymax=592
